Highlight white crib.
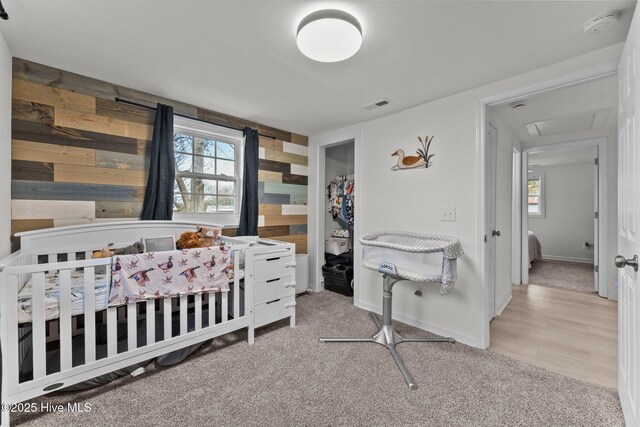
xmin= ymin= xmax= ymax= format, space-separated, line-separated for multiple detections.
xmin=0 ymin=221 xmax=254 ymax=426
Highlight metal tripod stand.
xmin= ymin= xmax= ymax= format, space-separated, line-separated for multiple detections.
xmin=319 ymin=274 xmax=455 ymax=390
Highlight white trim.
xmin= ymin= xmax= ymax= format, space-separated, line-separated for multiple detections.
xmin=309 ymin=126 xmax=362 ymax=306
xmin=495 ymin=293 xmax=512 ymax=317
xmin=511 ymin=147 xmax=522 ymax=285
xmin=476 ymin=62 xmax=617 ymax=349
xmin=357 ymin=301 xmax=478 ymax=347
xmin=541 ymin=255 xmax=595 ymax=264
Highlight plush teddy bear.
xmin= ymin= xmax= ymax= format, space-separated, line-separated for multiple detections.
xmin=177 ymin=226 xmax=220 ymax=249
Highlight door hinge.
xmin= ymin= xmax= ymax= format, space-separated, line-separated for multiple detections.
xmin=484 ymin=235 xmax=487 ymax=243
xmin=595 ymin=212 xmax=599 ymax=219
xmin=595 ymin=265 xmax=599 ymax=273
xmin=595 ymin=158 xmax=599 ymax=165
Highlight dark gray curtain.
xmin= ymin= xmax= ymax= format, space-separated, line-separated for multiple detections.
xmin=141 ymin=104 xmax=175 ymax=220
xmin=237 ymin=127 xmax=259 ymax=235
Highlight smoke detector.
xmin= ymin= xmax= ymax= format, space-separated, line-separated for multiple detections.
xmin=363 ymin=98 xmax=390 ymax=110
xmin=584 ymin=11 xmax=619 ymax=34
xmin=510 ymin=100 xmax=527 ymax=109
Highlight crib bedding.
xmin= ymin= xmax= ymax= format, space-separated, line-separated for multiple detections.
xmin=17 ymin=271 xmax=109 ymax=324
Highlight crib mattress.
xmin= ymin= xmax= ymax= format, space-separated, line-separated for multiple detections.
xmin=17 ymin=271 xmax=109 ymax=324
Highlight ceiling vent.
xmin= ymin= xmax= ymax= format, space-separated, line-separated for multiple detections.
xmin=363 ymin=99 xmax=390 ymax=110
xmin=525 ymin=110 xmax=609 ymax=138
xmin=584 ymin=11 xmax=619 ymax=34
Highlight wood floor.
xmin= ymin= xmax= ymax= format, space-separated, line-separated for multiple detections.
xmin=489 ymin=284 xmax=617 ymax=389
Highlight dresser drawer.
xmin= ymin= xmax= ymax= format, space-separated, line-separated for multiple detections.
xmin=254 ymin=254 xmax=295 ymax=280
xmin=254 ymin=295 xmax=295 ymax=328
xmin=255 ymin=275 xmax=295 ymax=304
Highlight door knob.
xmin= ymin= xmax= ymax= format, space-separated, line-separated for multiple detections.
xmin=615 ymin=255 xmax=638 ymax=272
xmin=492 ymin=230 xmax=501 ymax=237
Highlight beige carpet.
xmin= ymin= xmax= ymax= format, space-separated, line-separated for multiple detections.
xmin=13 ymin=292 xmax=623 ymax=427
xmin=529 ymin=259 xmax=596 ymax=294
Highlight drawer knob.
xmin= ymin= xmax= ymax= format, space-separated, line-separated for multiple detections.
xmin=285 ymin=262 xmax=297 ymax=268
xmin=284 ymin=302 xmax=297 ymax=309
xmin=285 ymin=282 xmax=297 ymax=288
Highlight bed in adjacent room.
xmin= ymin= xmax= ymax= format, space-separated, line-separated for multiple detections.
xmin=528 ymin=231 xmax=542 ymax=268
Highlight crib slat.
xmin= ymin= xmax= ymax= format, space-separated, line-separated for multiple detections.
xmin=32 ymin=272 xmax=47 ymax=379
xmin=233 ymin=254 xmax=240 ymax=318
xmin=222 ymin=291 xmax=228 ymax=323
xmin=194 ymin=293 xmax=202 ymax=330
xmin=180 ymin=295 xmax=187 ymax=335
xmin=163 ymin=298 xmax=171 ymax=340
xmin=5 ymin=275 xmax=19 ymax=394
xmin=67 ymin=252 xmax=76 ymax=262
xmin=59 ymin=269 xmax=72 ymax=371
xmin=83 ymin=267 xmax=96 ymax=364
xmin=107 ymin=307 xmax=117 ymax=357
xmin=127 ymin=303 xmax=137 ymax=351
xmin=146 ymin=300 xmax=155 ymax=345
xmin=208 ymin=293 xmax=215 ymax=326
xmin=48 ymin=254 xmax=56 ymax=264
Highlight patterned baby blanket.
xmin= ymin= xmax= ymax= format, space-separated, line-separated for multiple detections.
xmin=108 ymin=246 xmax=231 ymax=306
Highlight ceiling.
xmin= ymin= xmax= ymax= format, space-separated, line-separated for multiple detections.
xmin=490 ymin=74 xmax=618 ymax=145
xmin=0 ymin=1 xmax=635 ymax=136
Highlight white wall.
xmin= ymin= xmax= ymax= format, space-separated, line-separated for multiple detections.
xmin=324 ymin=142 xmax=354 ymax=239
xmin=529 ymin=162 xmax=595 ymax=262
xmin=487 ymin=112 xmax=519 ymax=315
xmin=0 ymin=29 xmax=11 ymax=258
xmin=310 ymin=43 xmax=623 ymax=346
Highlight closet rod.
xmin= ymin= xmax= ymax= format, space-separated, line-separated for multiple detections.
xmin=115 ymin=97 xmax=275 ymax=139
xmin=0 ymin=0 xmax=9 ymax=20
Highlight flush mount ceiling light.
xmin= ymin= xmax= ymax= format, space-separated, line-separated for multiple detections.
xmin=296 ymin=9 xmax=362 ymax=62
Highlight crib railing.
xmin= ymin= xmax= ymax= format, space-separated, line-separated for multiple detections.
xmin=0 ymin=243 xmax=252 ymax=419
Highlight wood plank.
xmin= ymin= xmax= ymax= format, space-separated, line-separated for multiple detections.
xmin=264 ymin=182 xmax=307 ymax=198
xmin=257 ymin=226 xmax=290 ymax=238
xmin=282 ymin=173 xmax=308 ymax=185
xmin=197 ymin=108 xmax=258 ymax=134
xmin=12 ymin=160 xmax=53 ymax=182
xmin=283 ymin=141 xmax=308 ymax=156
xmin=259 ymin=137 xmax=283 ymax=151
xmin=96 ymin=98 xmax=155 ymax=125
xmin=54 ymin=164 xmax=147 ymax=187
xmin=260 ymin=159 xmax=291 ymax=174
xmin=290 ymin=164 xmax=308 ymax=176
xmin=12 ymin=78 xmax=96 ymax=114
xmin=12 ymin=119 xmax=138 ymax=154
xmin=12 ymin=200 xmax=95 ymax=220
xmin=95 ymin=201 xmax=143 ymax=218
xmin=259 ymin=204 xmax=282 ymax=216
xmin=264 ymin=215 xmax=307 ymax=226
xmin=11 ymin=219 xmax=54 ymax=236
xmin=264 ymin=148 xmax=308 ymax=166
xmin=289 ymin=224 xmax=308 ymax=235
xmin=290 ymin=133 xmax=309 ymax=147
xmin=222 ymin=228 xmax=237 ymax=237
xmin=270 ymin=234 xmax=307 ymax=254
xmin=96 ymin=150 xmax=148 ymax=171
xmin=54 ymin=109 xmax=153 ymax=141
xmin=12 ymin=99 xmax=54 ymax=124
xmin=137 ymin=139 xmax=151 ymax=156
xmin=12 ymin=180 xmax=145 ymax=202
xmin=281 ymin=204 xmax=308 ymax=216
xmin=12 ymin=139 xmax=96 ymax=166
xmin=258 ymin=170 xmax=282 ymax=183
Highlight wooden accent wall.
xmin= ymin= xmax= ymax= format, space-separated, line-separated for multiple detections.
xmin=11 ymin=58 xmax=308 ymax=253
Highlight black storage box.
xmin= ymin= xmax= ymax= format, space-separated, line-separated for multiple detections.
xmin=322 ymin=262 xmax=354 ymax=296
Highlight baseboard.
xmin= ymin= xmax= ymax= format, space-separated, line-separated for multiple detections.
xmin=541 ymin=255 xmax=594 ymax=264
xmin=495 ymin=293 xmax=512 ymax=317
xmin=355 ymin=299 xmax=479 ymax=348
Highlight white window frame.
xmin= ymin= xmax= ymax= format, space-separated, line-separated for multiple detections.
xmin=527 ymin=173 xmax=545 ymax=218
xmin=172 ymin=116 xmax=244 ymax=227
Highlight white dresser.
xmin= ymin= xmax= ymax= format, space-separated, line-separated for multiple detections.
xmin=246 ymin=239 xmax=297 ymax=328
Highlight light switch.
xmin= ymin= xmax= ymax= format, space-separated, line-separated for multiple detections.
xmin=441 ymin=207 xmax=456 ymax=221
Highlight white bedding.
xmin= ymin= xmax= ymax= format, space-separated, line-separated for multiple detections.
xmin=17 ymin=271 xmax=109 ymax=324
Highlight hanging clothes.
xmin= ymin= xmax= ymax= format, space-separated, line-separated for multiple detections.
xmin=327 ymin=175 xmax=354 ymax=227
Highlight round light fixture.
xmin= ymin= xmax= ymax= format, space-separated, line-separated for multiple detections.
xmin=296 ymin=9 xmax=362 ymax=63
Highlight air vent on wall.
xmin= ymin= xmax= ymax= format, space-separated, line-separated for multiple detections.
xmin=363 ymin=99 xmax=390 ymax=110
xmin=525 ymin=110 xmax=609 ymax=138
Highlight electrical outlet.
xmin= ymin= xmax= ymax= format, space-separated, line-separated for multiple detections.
xmin=441 ymin=207 xmax=456 ymax=221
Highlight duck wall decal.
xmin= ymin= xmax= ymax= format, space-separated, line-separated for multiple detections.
xmin=391 ymin=135 xmax=435 ymax=170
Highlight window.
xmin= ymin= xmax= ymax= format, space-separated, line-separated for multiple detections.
xmin=528 ymin=175 xmax=544 ymax=217
xmin=172 ymin=117 xmax=243 ymax=218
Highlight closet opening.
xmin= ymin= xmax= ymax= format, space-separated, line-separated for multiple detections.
xmin=321 ymin=140 xmax=355 ymax=298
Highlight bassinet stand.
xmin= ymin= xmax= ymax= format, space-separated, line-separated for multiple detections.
xmin=319 ymin=232 xmax=463 ymax=391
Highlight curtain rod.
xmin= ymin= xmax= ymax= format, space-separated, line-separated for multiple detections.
xmin=0 ymin=0 xmax=9 ymax=20
xmin=115 ymin=97 xmax=275 ymax=139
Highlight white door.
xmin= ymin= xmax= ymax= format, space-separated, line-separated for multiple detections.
xmin=618 ymin=6 xmax=640 ymax=424
xmin=593 ymin=147 xmax=600 ymax=294
xmin=486 ymin=123 xmax=497 ymax=321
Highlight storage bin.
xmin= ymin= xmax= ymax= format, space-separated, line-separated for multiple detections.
xmin=322 ymin=262 xmax=354 ymax=296
xmin=325 ymin=237 xmax=350 ymax=255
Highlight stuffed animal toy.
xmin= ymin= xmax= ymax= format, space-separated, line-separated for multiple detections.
xmin=91 ymin=241 xmax=144 ymax=259
xmin=177 ymin=226 xmax=221 ymax=249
